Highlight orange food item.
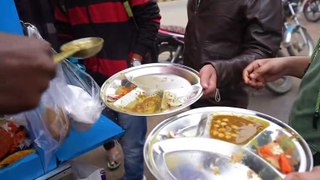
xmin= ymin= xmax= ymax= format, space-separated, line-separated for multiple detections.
xmin=5 ymin=122 xmax=20 ymax=134
xmin=116 ymin=86 xmax=134 ymax=99
xmin=10 ymin=130 xmax=27 ymax=153
xmin=0 ymin=129 xmax=13 ymax=160
xmin=257 ymin=141 xmax=294 ymax=174
xmin=258 ymin=146 xmax=276 ymax=157
xmin=279 ymin=153 xmax=293 ymax=174
xmin=0 ymin=149 xmax=35 ymax=168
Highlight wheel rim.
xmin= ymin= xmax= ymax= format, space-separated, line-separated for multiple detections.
xmin=304 ymin=1 xmax=320 ymax=21
xmin=158 ymin=50 xmax=174 ymax=63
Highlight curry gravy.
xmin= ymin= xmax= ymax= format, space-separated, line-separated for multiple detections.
xmin=210 ymin=115 xmax=267 ymax=144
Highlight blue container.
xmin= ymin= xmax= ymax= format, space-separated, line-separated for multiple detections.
xmin=0 ymin=115 xmax=124 ymax=179
xmin=0 ymin=0 xmax=23 ymax=35
xmin=0 ymin=153 xmax=44 ymax=180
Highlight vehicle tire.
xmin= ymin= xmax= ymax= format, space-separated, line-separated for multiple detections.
xmin=265 ymin=51 xmax=293 ymax=95
xmin=286 ymin=27 xmax=314 ymax=57
xmin=303 ymin=0 xmax=320 ymax=22
xmin=157 ymin=44 xmax=183 ymax=64
xmin=266 ymin=77 xmax=293 ymax=95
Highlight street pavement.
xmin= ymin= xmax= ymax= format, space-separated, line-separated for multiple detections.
xmin=71 ymin=1 xmax=320 ymax=179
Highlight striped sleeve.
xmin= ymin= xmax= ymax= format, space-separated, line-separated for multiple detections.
xmin=130 ymin=0 xmax=161 ymax=57
xmin=54 ymin=4 xmax=74 ymax=45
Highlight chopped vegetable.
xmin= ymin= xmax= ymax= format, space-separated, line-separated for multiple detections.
xmin=258 ymin=146 xmax=276 ymax=157
xmin=257 ymin=141 xmax=294 ymax=174
xmin=279 ymin=153 xmax=293 ymax=174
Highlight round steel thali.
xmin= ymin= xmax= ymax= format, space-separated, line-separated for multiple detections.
xmin=100 ymin=63 xmax=203 ymax=116
xmin=144 ymin=107 xmax=313 ymax=180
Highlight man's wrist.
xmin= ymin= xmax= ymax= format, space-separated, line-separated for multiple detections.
xmin=131 ymin=58 xmax=142 ymax=67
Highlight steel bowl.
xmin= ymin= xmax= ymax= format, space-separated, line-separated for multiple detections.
xmin=100 ymin=63 xmax=203 ymax=116
xmin=144 ymin=107 xmax=313 ymax=179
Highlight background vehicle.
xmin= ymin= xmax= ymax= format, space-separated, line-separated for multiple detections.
xmin=303 ymin=0 xmax=320 ymax=22
xmin=157 ymin=26 xmax=184 ymax=64
xmin=282 ymin=0 xmax=314 ymax=57
xmin=157 ymin=0 xmax=314 ymax=95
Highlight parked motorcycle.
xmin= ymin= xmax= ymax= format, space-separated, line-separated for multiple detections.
xmin=282 ymin=0 xmax=314 ymax=57
xmin=303 ymin=0 xmax=320 ymax=22
xmin=157 ymin=26 xmax=184 ymax=64
xmin=157 ymin=0 xmax=314 ymax=95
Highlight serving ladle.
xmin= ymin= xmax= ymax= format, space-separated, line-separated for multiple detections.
xmin=53 ymin=37 xmax=104 ymax=63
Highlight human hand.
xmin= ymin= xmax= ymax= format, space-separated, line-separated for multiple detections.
xmin=131 ymin=53 xmax=143 ymax=67
xmin=284 ymin=166 xmax=320 ymax=180
xmin=242 ymin=58 xmax=288 ymax=89
xmin=0 ymin=33 xmax=56 ymax=114
xmin=199 ymin=64 xmax=217 ymax=98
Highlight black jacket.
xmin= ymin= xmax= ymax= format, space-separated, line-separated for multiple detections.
xmin=55 ymin=0 xmax=161 ymax=78
xmin=184 ymin=0 xmax=283 ymax=108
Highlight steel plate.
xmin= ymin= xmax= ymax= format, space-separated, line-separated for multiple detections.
xmin=100 ymin=63 xmax=203 ymax=116
xmin=144 ymin=107 xmax=313 ymax=179
xmin=150 ymin=138 xmax=281 ymax=180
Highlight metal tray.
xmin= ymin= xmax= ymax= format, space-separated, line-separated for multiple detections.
xmin=144 ymin=107 xmax=313 ymax=180
xmin=100 ymin=63 xmax=203 ymax=116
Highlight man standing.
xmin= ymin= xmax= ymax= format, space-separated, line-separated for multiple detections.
xmin=183 ymin=0 xmax=283 ymax=108
xmin=54 ymin=0 xmax=160 ymax=179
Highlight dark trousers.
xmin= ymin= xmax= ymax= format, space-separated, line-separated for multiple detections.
xmin=314 ymin=152 xmax=320 ymax=166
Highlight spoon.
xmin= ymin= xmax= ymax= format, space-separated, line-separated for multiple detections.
xmin=53 ymin=37 xmax=104 ymax=63
xmin=195 ymin=114 xmax=208 ymax=137
xmin=168 ymin=113 xmax=208 ymax=138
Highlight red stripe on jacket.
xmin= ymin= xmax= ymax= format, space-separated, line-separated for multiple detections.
xmin=67 ymin=2 xmax=129 ymax=25
xmin=68 ymin=7 xmax=90 ymax=25
xmin=55 ymin=7 xmax=69 ymax=22
xmin=89 ymin=2 xmax=129 ymax=23
xmin=84 ymin=57 xmax=128 ymax=77
xmin=131 ymin=0 xmax=149 ymax=7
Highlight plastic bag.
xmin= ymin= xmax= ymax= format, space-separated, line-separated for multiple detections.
xmin=23 ymin=63 xmax=74 ymax=169
xmin=24 ymin=22 xmax=105 ymax=130
xmin=60 ymin=60 xmax=105 ymax=131
xmin=70 ymin=161 xmax=107 ymax=180
xmin=11 ymin=22 xmax=105 ymax=169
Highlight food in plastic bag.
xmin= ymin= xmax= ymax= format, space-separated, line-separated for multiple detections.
xmin=43 ymin=107 xmax=71 ymax=141
xmin=14 ymin=22 xmax=105 ymax=169
xmin=61 ymin=60 xmax=105 ymax=131
xmin=66 ymin=85 xmax=102 ymax=131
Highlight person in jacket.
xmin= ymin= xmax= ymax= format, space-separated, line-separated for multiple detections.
xmin=0 ymin=33 xmax=56 ymax=114
xmin=243 ymin=38 xmax=320 ymax=168
xmin=183 ymin=0 xmax=283 ymax=108
xmin=54 ymin=0 xmax=160 ymax=179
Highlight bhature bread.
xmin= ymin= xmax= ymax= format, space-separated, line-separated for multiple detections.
xmin=43 ymin=107 xmax=70 ymax=142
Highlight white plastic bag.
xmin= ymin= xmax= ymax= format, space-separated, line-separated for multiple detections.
xmin=15 ymin=22 xmax=105 ymax=169
xmin=60 ymin=60 xmax=105 ymax=131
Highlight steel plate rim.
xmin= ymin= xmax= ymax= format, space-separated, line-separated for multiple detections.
xmin=100 ymin=63 xmax=203 ymax=116
xmin=144 ymin=106 xmax=313 ymax=179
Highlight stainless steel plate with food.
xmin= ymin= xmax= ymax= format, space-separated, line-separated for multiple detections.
xmin=100 ymin=63 xmax=203 ymax=116
xmin=144 ymin=107 xmax=313 ymax=180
